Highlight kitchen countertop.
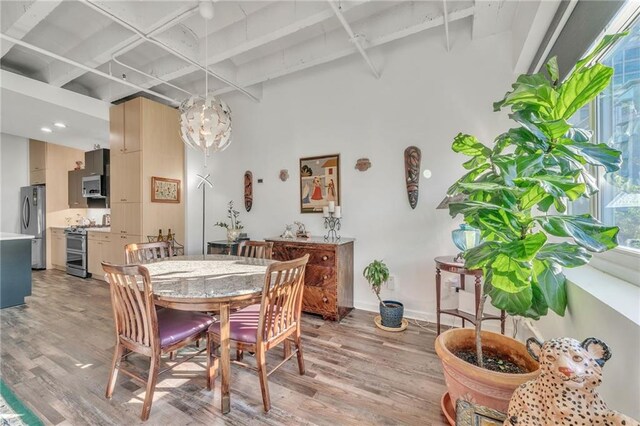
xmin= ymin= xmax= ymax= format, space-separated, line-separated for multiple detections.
xmin=0 ymin=233 xmax=35 ymax=241
xmin=87 ymin=227 xmax=111 ymax=233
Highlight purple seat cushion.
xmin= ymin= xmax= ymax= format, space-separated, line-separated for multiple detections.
xmin=208 ymin=304 xmax=261 ymax=344
xmin=157 ymin=308 xmax=213 ymax=349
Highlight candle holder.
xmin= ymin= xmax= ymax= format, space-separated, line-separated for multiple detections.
xmin=323 ymin=212 xmax=341 ymax=241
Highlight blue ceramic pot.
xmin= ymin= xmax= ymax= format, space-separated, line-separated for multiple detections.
xmin=380 ymin=300 xmax=404 ymax=328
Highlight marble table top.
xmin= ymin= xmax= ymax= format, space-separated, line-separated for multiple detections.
xmin=144 ymin=255 xmax=273 ymax=300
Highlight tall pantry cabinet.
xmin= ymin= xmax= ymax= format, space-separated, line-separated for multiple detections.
xmin=104 ymin=97 xmax=184 ymax=271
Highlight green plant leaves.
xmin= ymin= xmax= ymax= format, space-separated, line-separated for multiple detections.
xmin=546 ymin=56 xmax=559 ymax=84
xmin=502 ymin=232 xmax=547 ymax=262
xmin=556 ymin=63 xmax=614 ymax=119
xmin=533 ymin=259 xmax=567 ymax=316
xmin=535 ymin=214 xmax=619 ymax=252
xmin=563 ymin=141 xmax=622 ymax=172
xmin=452 ymin=133 xmax=491 ymax=157
xmin=536 ymin=243 xmax=591 ymax=267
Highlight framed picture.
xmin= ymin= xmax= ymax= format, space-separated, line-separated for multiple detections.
xmin=151 ymin=177 xmax=181 ymax=203
xmin=299 ymin=154 xmax=340 ymax=213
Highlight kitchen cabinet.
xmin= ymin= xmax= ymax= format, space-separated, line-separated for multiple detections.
xmin=88 ymin=232 xmax=113 ymax=280
xmin=108 ymin=97 xmax=184 ymax=246
xmin=266 ymin=237 xmax=354 ymax=321
xmin=109 ymin=98 xmax=141 ymax=155
xmin=110 ymin=203 xmax=141 ymax=236
xmin=106 ymin=233 xmax=141 ymax=265
xmin=29 ymin=140 xmax=47 ymax=185
xmin=50 ymin=228 xmax=66 ymax=270
xmin=68 ymin=170 xmax=88 ymax=208
xmin=110 ymin=151 xmax=140 ymax=203
xmin=85 ymin=149 xmax=109 ymax=176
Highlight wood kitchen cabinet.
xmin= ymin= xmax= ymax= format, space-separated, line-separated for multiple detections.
xmin=68 ymin=169 xmax=88 ymax=208
xmin=29 ymin=139 xmax=47 ymax=185
xmin=110 ymin=203 xmax=141 ymax=236
xmin=108 ymin=97 xmax=184 ymax=246
xmin=266 ymin=237 xmax=354 ymax=321
xmin=50 ymin=228 xmax=66 ymax=271
xmin=88 ymin=232 xmax=114 ymax=280
xmin=110 ymin=151 xmax=140 ymax=203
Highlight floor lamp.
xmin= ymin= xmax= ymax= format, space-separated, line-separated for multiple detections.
xmin=196 ymin=173 xmax=213 ymax=255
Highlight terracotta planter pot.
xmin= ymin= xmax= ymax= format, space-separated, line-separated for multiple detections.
xmin=435 ymin=328 xmax=539 ymax=413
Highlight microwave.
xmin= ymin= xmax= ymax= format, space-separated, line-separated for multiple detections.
xmin=82 ymin=175 xmax=106 ymax=198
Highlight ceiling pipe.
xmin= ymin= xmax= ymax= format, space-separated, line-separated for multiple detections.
xmin=111 ymin=55 xmax=194 ymax=97
xmin=328 ymin=0 xmax=380 ymax=79
xmin=442 ymin=0 xmax=450 ymax=52
xmin=81 ymin=0 xmax=260 ymax=102
xmin=0 ymin=33 xmax=182 ymax=106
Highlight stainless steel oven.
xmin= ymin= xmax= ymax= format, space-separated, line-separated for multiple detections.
xmin=65 ymin=228 xmax=90 ymax=278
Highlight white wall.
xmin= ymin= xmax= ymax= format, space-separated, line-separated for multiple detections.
xmin=185 ymin=22 xmax=516 ymax=319
xmin=0 ymin=133 xmax=29 ymax=233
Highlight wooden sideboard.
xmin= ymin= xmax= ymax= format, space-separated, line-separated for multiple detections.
xmin=265 ymin=237 xmax=354 ymax=321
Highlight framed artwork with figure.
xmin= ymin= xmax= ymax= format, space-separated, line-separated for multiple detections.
xmin=299 ymin=154 xmax=340 ymax=213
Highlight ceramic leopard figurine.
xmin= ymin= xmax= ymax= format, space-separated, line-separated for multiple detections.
xmin=505 ymin=337 xmax=639 ymax=426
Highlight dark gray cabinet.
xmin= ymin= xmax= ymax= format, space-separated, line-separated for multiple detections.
xmin=68 ymin=169 xmax=88 ymax=208
xmin=84 ymin=149 xmax=110 ymax=176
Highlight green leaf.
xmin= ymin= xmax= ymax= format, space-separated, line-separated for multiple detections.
xmin=573 ymin=33 xmax=627 ymax=74
xmin=521 ymin=282 xmax=549 ymax=320
xmin=485 ymin=276 xmax=533 ymax=316
xmin=564 ymin=127 xmax=592 ymax=143
xmin=452 ymin=134 xmax=491 ymax=157
xmin=493 ymin=73 xmax=556 ymax=114
xmin=516 ymin=175 xmax=586 ymax=201
xmin=488 ymin=254 xmax=532 ymax=293
xmin=564 ymin=141 xmax=622 ymax=173
xmin=546 ymin=56 xmax=559 ymax=83
xmin=533 ymin=259 xmax=567 ymax=316
xmin=512 ymin=111 xmax=571 ymax=141
xmin=457 ymin=182 xmax=513 ymax=193
xmin=535 ymin=214 xmax=619 ymax=252
xmin=501 ymin=232 xmax=547 ymax=262
xmin=556 ymin=63 xmax=614 ymax=119
xmin=447 ymin=164 xmax=491 ymax=195
xmin=463 ymin=241 xmax=501 ymax=269
xmin=520 ymin=185 xmax=551 ymax=210
xmin=462 ymin=156 xmax=488 ymax=170
xmin=536 ymin=243 xmax=591 ymax=268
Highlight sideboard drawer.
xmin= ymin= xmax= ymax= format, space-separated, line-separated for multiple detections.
xmin=302 ymin=285 xmax=338 ymax=321
xmin=305 ymin=264 xmax=336 ymax=287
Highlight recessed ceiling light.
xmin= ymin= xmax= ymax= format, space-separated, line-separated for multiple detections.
xmin=54 ymin=122 xmax=66 ymax=128
xmin=41 ymin=127 xmax=52 ymax=133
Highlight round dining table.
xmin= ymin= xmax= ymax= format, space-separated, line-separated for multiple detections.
xmin=143 ymin=254 xmax=274 ymax=414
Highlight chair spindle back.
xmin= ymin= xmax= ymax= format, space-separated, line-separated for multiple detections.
xmin=238 ymin=240 xmax=274 ymax=260
xmin=258 ymin=254 xmax=309 ymax=344
xmin=125 ymin=241 xmax=173 ymax=264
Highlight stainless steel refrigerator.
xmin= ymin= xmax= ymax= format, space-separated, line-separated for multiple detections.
xmin=20 ymin=185 xmax=46 ymax=269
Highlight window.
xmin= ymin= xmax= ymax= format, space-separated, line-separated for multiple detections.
xmin=596 ymin=19 xmax=640 ymax=251
xmin=567 ymin=10 xmax=640 ymax=287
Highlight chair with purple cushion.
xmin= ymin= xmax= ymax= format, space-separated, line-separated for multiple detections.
xmin=102 ymin=262 xmax=213 ymax=421
xmin=206 ymin=254 xmax=309 ymax=412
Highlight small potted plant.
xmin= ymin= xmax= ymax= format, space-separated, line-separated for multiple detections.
xmin=363 ymin=260 xmax=404 ymax=329
xmin=214 ymin=200 xmax=244 ymax=242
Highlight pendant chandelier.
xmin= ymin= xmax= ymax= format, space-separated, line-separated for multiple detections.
xmin=179 ymin=2 xmax=231 ymax=156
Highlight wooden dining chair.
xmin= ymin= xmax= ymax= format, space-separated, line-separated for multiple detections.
xmin=125 ymin=241 xmax=173 ymax=264
xmin=206 ymin=254 xmax=309 ymax=412
xmin=237 ymin=240 xmax=274 ymax=260
xmin=102 ymin=262 xmax=213 ymax=421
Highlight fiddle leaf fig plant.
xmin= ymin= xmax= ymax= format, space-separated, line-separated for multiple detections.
xmin=446 ymin=34 xmax=625 ymax=368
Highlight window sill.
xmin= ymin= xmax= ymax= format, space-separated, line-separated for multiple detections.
xmin=564 ymin=265 xmax=640 ymax=326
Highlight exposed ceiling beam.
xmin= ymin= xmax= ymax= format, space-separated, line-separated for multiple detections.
xmin=80 ymin=0 xmax=259 ymax=102
xmin=0 ymin=0 xmax=63 ymax=58
xmin=214 ymin=3 xmax=475 ymax=97
xmin=443 ymin=0 xmax=451 ymax=52
xmin=48 ymin=5 xmax=199 ymax=87
xmin=328 ymin=0 xmax=380 ymax=79
xmin=104 ymin=1 xmax=370 ymax=103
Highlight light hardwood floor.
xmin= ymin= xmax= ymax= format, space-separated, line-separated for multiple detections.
xmin=0 ymin=270 xmax=448 ymax=425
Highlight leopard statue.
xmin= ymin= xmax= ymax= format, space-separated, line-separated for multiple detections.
xmin=505 ymin=337 xmax=639 ymax=426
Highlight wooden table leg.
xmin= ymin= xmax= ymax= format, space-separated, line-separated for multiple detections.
xmin=436 ymin=267 xmax=441 ymax=335
xmin=220 ymin=303 xmax=231 ymax=414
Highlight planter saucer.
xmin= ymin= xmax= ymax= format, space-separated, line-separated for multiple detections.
xmin=440 ymin=392 xmax=455 ymax=426
xmin=373 ymin=315 xmax=408 ymax=332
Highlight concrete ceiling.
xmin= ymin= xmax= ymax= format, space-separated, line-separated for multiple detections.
xmin=0 ymin=0 xmax=560 ymax=150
